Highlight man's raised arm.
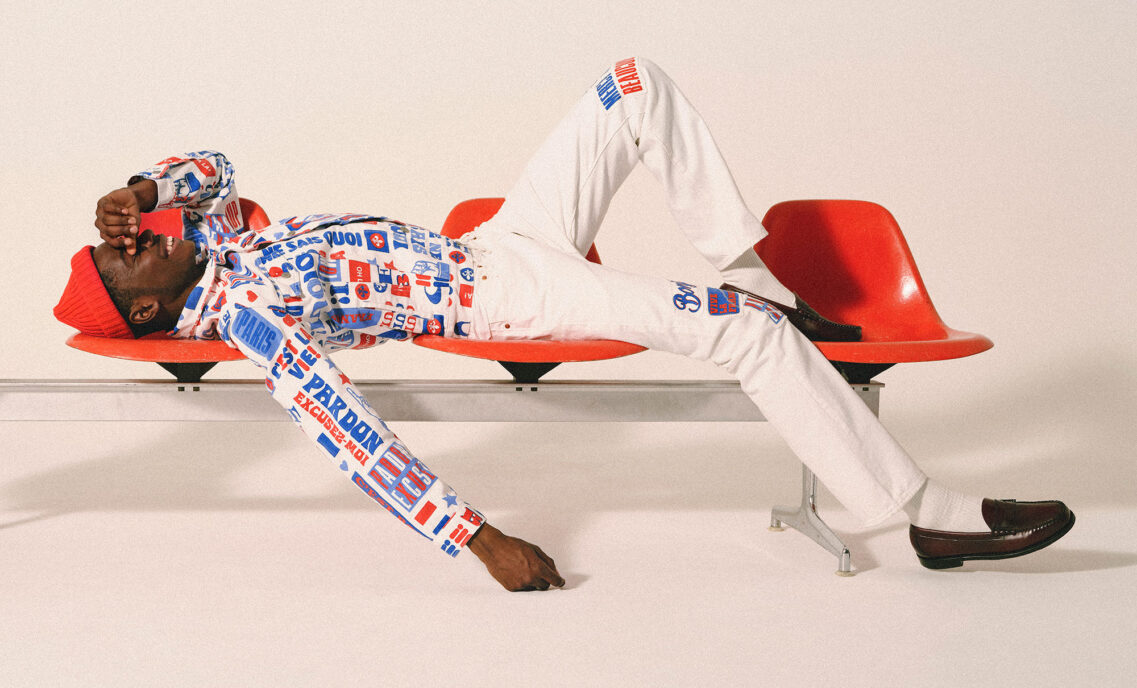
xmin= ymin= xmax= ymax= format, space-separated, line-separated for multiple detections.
xmin=94 ymin=151 xmax=243 ymax=254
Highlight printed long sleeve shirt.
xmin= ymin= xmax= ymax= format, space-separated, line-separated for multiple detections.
xmin=132 ymin=151 xmax=485 ymax=558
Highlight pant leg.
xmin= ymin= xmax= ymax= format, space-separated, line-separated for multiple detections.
xmin=473 ymin=232 xmax=926 ymax=526
xmin=487 ymin=57 xmax=767 ymax=270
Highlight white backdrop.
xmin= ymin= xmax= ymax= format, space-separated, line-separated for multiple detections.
xmin=3 ymin=4 xmax=1137 ymax=685
xmin=2 ymin=1 xmax=1135 ymax=471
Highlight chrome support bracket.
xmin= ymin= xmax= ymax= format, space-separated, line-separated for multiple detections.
xmin=770 ymin=465 xmax=854 ymax=576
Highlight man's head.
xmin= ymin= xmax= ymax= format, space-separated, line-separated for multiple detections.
xmin=55 ymin=230 xmax=206 ymax=338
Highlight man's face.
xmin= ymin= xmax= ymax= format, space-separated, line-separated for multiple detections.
xmin=92 ymin=229 xmax=203 ymax=303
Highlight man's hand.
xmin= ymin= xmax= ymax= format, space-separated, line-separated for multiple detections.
xmin=94 ymin=180 xmax=158 ymax=255
xmin=467 ymin=523 xmax=565 ymax=592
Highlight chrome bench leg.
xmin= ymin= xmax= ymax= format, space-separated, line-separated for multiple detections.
xmin=769 ymin=465 xmax=854 ymax=576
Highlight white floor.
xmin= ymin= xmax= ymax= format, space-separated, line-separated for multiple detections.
xmin=2 ymin=416 xmax=1135 ymax=687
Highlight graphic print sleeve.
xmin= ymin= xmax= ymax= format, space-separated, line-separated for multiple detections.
xmin=221 ymin=303 xmax=485 ymax=558
xmin=129 ymin=151 xmax=244 ymax=249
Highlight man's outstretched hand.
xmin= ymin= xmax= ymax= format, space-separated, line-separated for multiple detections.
xmin=94 ymin=180 xmax=158 ymax=255
xmin=467 ymin=523 xmax=565 ymax=592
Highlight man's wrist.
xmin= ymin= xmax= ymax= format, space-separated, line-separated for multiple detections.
xmin=126 ymin=178 xmax=158 ymax=212
xmin=467 ymin=522 xmax=500 ymax=562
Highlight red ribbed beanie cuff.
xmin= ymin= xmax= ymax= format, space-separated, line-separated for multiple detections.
xmin=54 ymin=246 xmax=135 ymax=339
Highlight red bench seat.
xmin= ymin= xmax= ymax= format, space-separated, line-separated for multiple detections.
xmin=65 ymin=197 xmax=991 ymax=384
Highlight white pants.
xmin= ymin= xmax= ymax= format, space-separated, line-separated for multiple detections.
xmin=469 ymin=58 xmax=926 ymax=525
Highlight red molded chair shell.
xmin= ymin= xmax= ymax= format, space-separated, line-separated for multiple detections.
xmin=67 ymin=332 xmax=244 ymax=363
xmin=414 ymin=197 xmax=647 ymax=363
xmin=759 ymin=200 xmax=993 ymax=363
xmin=413 ymin=336 xmax=645 ymax=363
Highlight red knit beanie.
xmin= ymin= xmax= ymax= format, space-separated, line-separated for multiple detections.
xmin=54 ymin=246 xmax=135 ymax=339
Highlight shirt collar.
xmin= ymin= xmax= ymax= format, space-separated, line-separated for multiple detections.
xmin=170 ymin=253 xmax=220 ymax=338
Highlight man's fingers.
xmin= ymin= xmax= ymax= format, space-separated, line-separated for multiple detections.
xmin=93 ymin=189 xmax=141 ymax=254
xmin=513 ymin=576 xmax=553 ymax=592
xmin=97 ymin=213 xmax=136 ymax=228
xmin=96 ymin=220 xmax=137 ymax=247
xmin=96 ymin=191 xmax=140 ymax=233
xmin=543 ymin=566 xmax=566 ymax=588
xmin=104 ymin=208 xmax=137 ymax=222
xmin=504 ymin=551 xmax=565 ymax=591
xmin=532 ymin=546 xmax=564 ymax=586
xmin=95 ymin=214 xmax=138 ymax=255
xmin=533 ymin=545 xmax=556 ymax=569
xmin=98 ymin=200 xmax=134 ymax=216
xmin=530 ymin=568 xmax=564 ymax=591
xmin=105 ymin=231 xmax=136 ymax=254
xmin=98 ymin=233 xmax=136 ymax=254
xmin=529 ymin=550 xmax=564 ymax=590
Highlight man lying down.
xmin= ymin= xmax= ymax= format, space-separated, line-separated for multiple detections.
xmin=55 ymin=58 xmax=1073 ymax=591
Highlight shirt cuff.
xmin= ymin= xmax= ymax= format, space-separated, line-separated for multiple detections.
xmin=128 ymin=173 xmax=175 ymax=210
xmin=417 ymin=487 xmax=486 ymax=559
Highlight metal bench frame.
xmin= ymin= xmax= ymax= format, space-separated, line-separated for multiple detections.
xmin=0 ymin=375 xmax=880 ymax=575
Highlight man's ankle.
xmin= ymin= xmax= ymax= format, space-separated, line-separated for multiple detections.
xmin=903 ymin=480 xmax=988 ymax=532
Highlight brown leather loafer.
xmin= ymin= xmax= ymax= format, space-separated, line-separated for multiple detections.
xmin=719 ymin=284 xmax=862 ymax=342
xmin=910 ymin=499 xmax=1075 ymax=570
